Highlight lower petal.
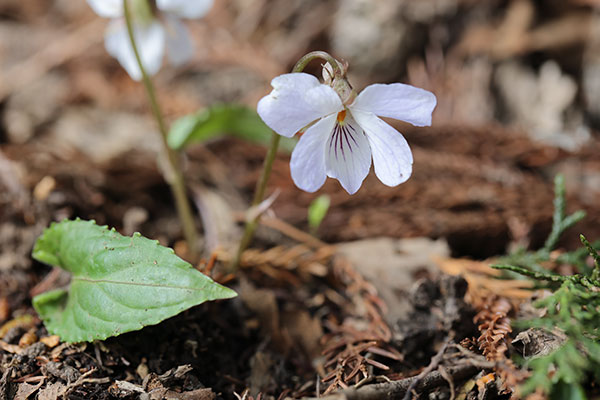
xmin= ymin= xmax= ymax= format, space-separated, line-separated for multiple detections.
xmin=104 ymin=19 xmax=165 ymax=80
xmin=164 ymin=16 xmax=194 ymax=66
xmin=325 ymin=113 xmax=372 ymax=195
xmin=290 ymin=114 xmax=336 ymax=193
xmin=157 ymin=0 xmax=213 ymax=19
xmin=136 ymin=21 xmax=166 ymax=76
xmin=87 ymin=0 xmax=123 ymax=18
xmin=351 ymin=109 xmax=413 ymax=187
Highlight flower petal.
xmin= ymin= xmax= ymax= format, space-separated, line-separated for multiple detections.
xmin=325 ymin=113 xmax=372 ymax=195
xmin=104 ymin=19 xmax=165 ymax=81
xmin=157 ymin=0 xmax=214 ymax=19
xmin=351 ymin=109 xmax=413 ymax=187
xmin=351 ymin=83 xmax=437 ymax=127
xmin=164 ymin=16 xmax=194 ymax=66
xmin=290 ymin=114 xmax=336 ymax=192
xmin=257 ymin=73 xmax=343 ymax=138
xmin=87 ymin=0 xmax=123 ymax=18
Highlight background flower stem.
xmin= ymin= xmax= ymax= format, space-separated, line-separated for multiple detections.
xmin=123 ymin=0 xmax=199 ymax=261
xmin=231 ymin=51 xmax=342 ymax=271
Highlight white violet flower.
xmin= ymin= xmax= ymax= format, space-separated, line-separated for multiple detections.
xmin=87 ymin=0 xmax=213 ymax=80
xmin=257 ymin=68 xmax=437 ymax=194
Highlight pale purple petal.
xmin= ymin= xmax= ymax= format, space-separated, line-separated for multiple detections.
xmin=351 ymin=83 xmax=436 ymax=127
xmin=157 ymin=0 xmax=214 ymax=19
xmin=325 ymin=113 xmax=372 ymax=195
xmin=290 ymin=114 xmax=336 ymax=192
xmin=257 ymin=73 xmax=343 ymax=138
xmin=87 ymin=0 xmax=123 ymax=18
xmin=104 ymin=19 xmax=165 ymax=81
xmin=351 ymin=109 xmax=413 ymax=187
xmin=164 ymin=16 xmax=194 ymax=66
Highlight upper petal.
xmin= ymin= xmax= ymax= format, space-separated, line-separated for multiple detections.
xmin=325 ymin=113 xmax=372 ymax=195
xmin=157 ymin=0 xmax=214 ymax=19
xmin=290 ymin=114 xmax=336 ymax=193
xmin=351 ymin=83 xmax=436 ymax=127
xmin=351 ymin=109 xmax=413 ymax=187
xmin=164 ymin=16 xmax=194 ymax=66
xmin=104 ymin=19 xmax=165 ymax=80
xmin=87 ymin=0 xmax=123 ymax=18
xmin=257 ymin=73 xmax=343 ymax=138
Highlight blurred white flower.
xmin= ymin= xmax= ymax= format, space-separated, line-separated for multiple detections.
xmin=87 ymin=0 xmax=213 ymax=80
xmin=257 ymin=73 xmax=436 ymax=194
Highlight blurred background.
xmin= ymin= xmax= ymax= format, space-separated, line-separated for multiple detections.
xmin=1 ymin=0 xmax=600 ymax=263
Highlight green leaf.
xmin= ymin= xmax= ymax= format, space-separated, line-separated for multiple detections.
xmin=492 ymin=264 xmax=568 ymax=282
xmin=550 ymin=381 xmax=587 ymax=400
xmin=308 ymin=195 xmax=330 ymax=234
xmin=581 ymin=235 xmax=600 ymax=282
xmin=167 ymin=104 xmax=297 ymax=152
xmin=32 ymin=219 xmax=236 ymax=343
xmin=544 ymin=175 xmax=585 ymax=252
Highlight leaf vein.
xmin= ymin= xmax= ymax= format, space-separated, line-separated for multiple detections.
xmin=74 ymin=277 xmax=207 ymax=291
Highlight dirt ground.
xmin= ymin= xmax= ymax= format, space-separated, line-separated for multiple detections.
xmin=1 ymin=0 xmax=600 ymax=399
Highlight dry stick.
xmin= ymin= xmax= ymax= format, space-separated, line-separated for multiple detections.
xmin=231 ymin=51 xmax=341 ymax=271
xmin=123 ymin=0 xmax=199 ymax=261
xmin=402 ymin=340 xmax=451 ymax=400
xmin=305 ymin=364 xmax=480 ymax=400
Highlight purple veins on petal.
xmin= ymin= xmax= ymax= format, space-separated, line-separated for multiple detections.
xmin=343 ymin=125 xmax=356 ymax=150
xmin=329 ymin=122 xmax=361 ymax=162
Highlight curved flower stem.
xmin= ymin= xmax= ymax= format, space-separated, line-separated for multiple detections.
xmin=293 ymin=51 xmax=343 ymax=76
xmin=123 ymin=0 xmax=199 ymax=261
xmin=231 ymin=51 xmax=341 ymax=271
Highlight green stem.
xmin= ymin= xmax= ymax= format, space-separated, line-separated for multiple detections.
xmin=123 ymin=0 xmax=199 ymax=261
xmin=232 ymin=133 xmax=281 ymax=269
xmin=231 ymin=51 xmax=340 ymax=271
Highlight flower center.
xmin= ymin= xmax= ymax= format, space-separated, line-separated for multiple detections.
xmin=329 ymin=112 xmax=359 ymax=162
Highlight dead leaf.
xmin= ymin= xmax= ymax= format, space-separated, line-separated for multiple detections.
xmin=0 ymin=298 xmax=10 ymax=323
xmin=149 ymin=388 xmax=215 ymax=400
xmin=338 ymin=237 xmax=450 ymax=324
xmin=14 ymin=379 xmax=44 ymax=400
xmin=0 ymin=314 xmax=35 ymax=338
xmin=281 ymin=309 xmax=323 ymax=360
xmin=238 ymin=279 xmax=282 ymax=348
xmin=37 ymin=382 xmax=66 ymax=400
xmin=249 ymin=351 xmax=275 ymax=396
xmin=18 ymin=330 xmax=37 ymax=348
xmin=39 ymin=335 xmax=60 ymax=348
xmin=113 ymin=380 xmax=146 ymax=396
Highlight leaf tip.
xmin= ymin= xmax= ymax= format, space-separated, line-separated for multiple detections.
xmin=218 ymin=285 xmax=238 ymax=300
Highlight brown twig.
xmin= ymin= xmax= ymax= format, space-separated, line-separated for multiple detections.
xmin=402 ymin=340 xmax=450 ymax=400
xmin=305 ymin=364 xmax=480 ymax=400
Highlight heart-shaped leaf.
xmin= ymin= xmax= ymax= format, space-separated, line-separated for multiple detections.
xmin=32 ymin=219 xmax=236 ymax=343
xmin=167 ymin=103 xmax=297 ymax=152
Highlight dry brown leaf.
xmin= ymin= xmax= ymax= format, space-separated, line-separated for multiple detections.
xmin=37 ymin=382 xmax=66 ymax=400
xmin=14 ymin=379 xmax=44 ymax=400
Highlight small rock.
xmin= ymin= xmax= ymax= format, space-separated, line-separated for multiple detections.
xmin=512 ymin=327 xmax=567 ymax=359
